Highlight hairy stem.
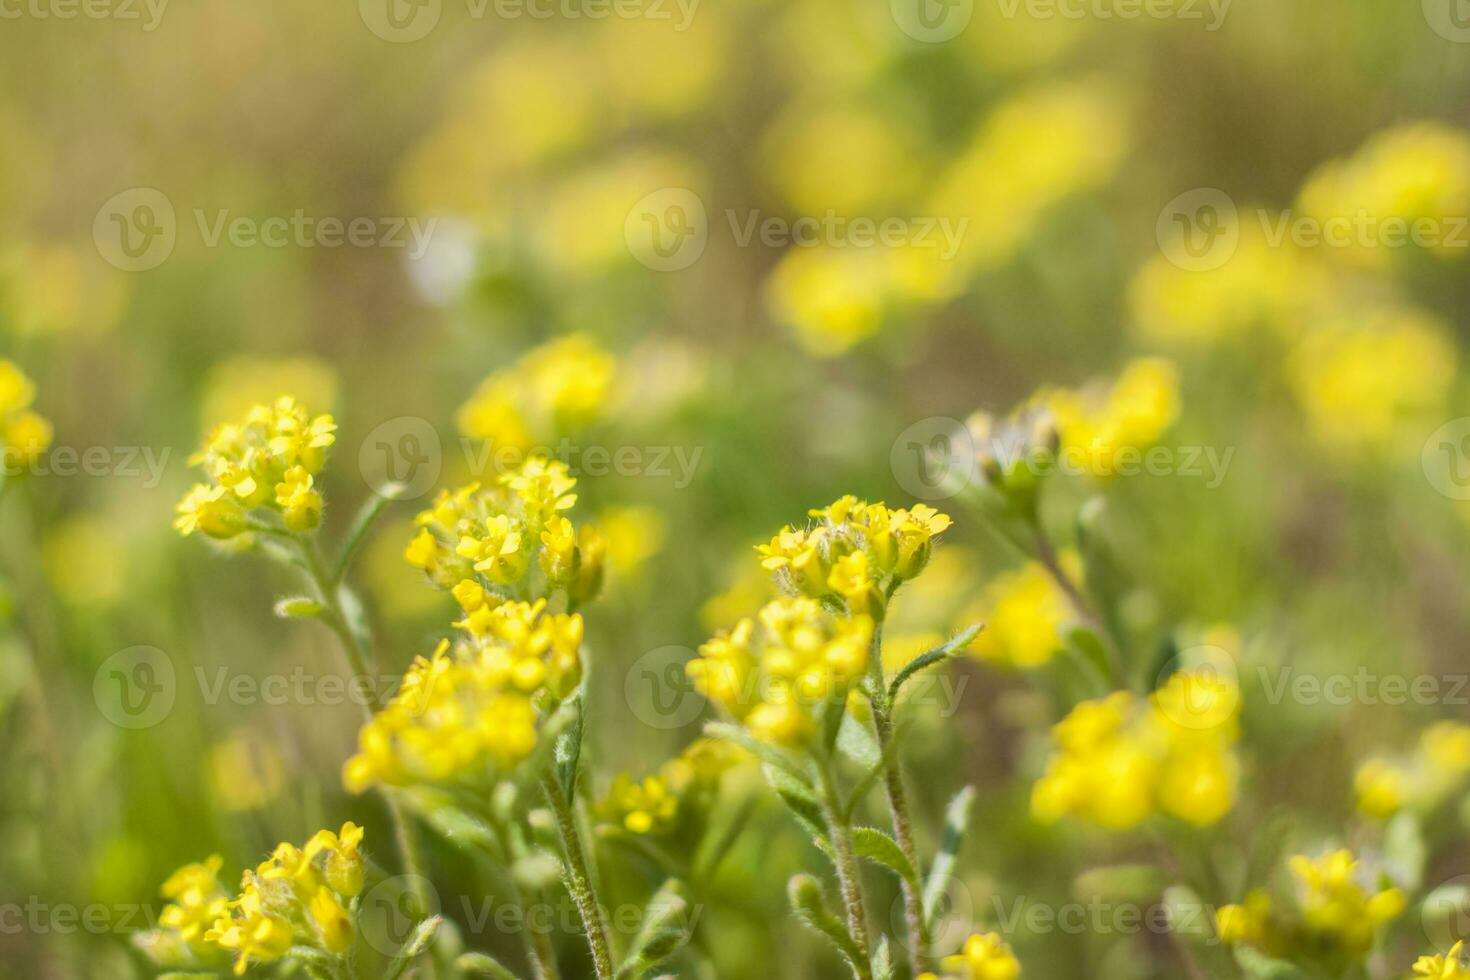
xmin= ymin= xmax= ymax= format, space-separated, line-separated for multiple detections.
xmin=543 ymin=773 xmax=615 ymax=980
xmin=817 ymin=759 xmax=872 ymax=980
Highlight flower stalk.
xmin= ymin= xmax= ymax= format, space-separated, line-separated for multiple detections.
xmin=543 ymin=772 xmax=616 ymax=980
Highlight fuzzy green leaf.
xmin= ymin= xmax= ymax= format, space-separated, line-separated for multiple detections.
xmin=852 ymin=827 xmax=918 ymax=888
xmin=383 ymin=915 xmax=443 ymax=980
xmin=922 ymin=785 xmax=974 ymax=930
xmin=455 ymin=951 xmax=521 ymax=979
xmin=888 ymin=625 xmax=982 ymax=703
xmin=788 ymin=874 xmax=865 ymax=971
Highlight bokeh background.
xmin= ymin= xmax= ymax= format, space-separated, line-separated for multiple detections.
xmin=5 ymin=0 xmax=1470 ymax=976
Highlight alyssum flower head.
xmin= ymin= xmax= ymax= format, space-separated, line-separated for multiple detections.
xmin=757 ymin=495 xmax=952 ymax=618
xmin=176 ymin=395 xmax=337 ymax=539
xmin=596 ymin=737 xmax=743 ymax=836
xmin=689 ymin=595 xmax=873 ymax=747
xmin=405 ymin=456 xmax=604 ymax=607
xmin=919 ymin=931 xmax=1022 ymax=980
xmin=343 ymin=599 xmax=585 ymax=792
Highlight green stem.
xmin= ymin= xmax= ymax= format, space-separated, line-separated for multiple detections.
xmin=816 ymin=758 xmax=872 ymax=980
xmin=542 ymin=773 xmax=615 ymax=980
xmin=296 ymin=536 xmax=438 ymax=980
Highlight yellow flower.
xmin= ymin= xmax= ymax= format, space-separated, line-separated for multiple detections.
xmin=308 ymin=887 xmax=354 ymax=954
xmin=456 ymin=334 xmax=616 ymax=451
xmin=1414 ymin=940 xmax=1470 ymax=978
xmin=304 ymin=822 xmax=365 ymax=898
xmin=1353 ymin=758 xmax=1407 ymax=820
xmin=174 ymin=485 xmax=248 ymax=540
xmin=596 ymin=505 xmax=667 ymax=582
xmin=1039 ymin=357 xmax=1180 ymax=478
xmin=1288 ymin=306 xmax=1454 ymax=456
xmin=0 ymin=359 xmax=51 ymax=473
xmin=690 ymin=597 xmax=872 ymax=748
xmin=206 ymin=878 xmax=295 ymax=976
xmin=209 ymin=730 xmax=285 ymax=813
xmin=1214 ymin=890 xmax=1273 ymax=948
xmin=1353 ymin=721 xmax=1470 ymax=820
xmin=965 ymin=559 xmax=1077 ymax=669
xmin=158 ymin=856 xmax=230 ymax=954
xmin=1289 ymin=849 xmax=1404 ymax=954
xmin=275 ymin=465 xmax=322 ymax=533
xmin=939 ymin=932 xmax=1022 ymax=980
xmin=598 ymin=772 xmax=680 ymax=834
xmin=199 ymin=356 xmax=337 ymax=434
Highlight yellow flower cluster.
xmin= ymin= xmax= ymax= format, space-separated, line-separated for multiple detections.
xmin=965 ymin=557 xmax=1078 ymax=670
xmin=405 ymin=457 xmax=604 ymax=606
xmin=1217 ymin=850 xmax=1404 ymax=958
xmin=343 ymin=600 xmax=585 ymax=793
xmin=1036 ymin=358 xmax=1180 ymax=479
xmin=1299 ymin=122 xmax=1470 ymax=268
xmin=148 ymin=825 xmax=365 ymax=976
xmin=689 ymin=596 xmax=873 ymax=747
xmin=0 ymin=358 xmax=52 ymax=474
xmin=1354 ymin=721 xmax=1470 ymax=819
xmin=596 ymin=738 xmax=742 ymax=835
xmin=1031 ymin=669 xmax=1241 ymax=829
xmin=756 ymin=495 xmax=953 ymax=618
xmin=1414 ymin=941 xmax=1470 ymax=978
xmin=176 ymin=395 xmax=336 ymax=539
xmin=455 ymin=334 xmax=616 ymax=454
xmin=1287 ymin=306 xmax=1455 ymax=456
xmin=918 ymin=932 xmax=1022 ymax=980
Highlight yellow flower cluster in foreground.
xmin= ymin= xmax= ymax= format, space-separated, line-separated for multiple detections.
xmin=918 ymin=932 xmax=1022 ymax=980
xmin=1032 ymin=668 xmax=1241 ymax=829
xmin=0 ymin=358 xmax=52 ymax=474
xmin=1216 ymin=849 xmax=1405 ymax=958
xmin=455 ymin=333 xmax=616 ymax=453
xmin=176 ymin=395 xmax=337 ymax=538
xmin=1414 ymin=940 xmax=1470 ymax=978
xmin=689 ymin=596 xmax=873 ymax=747
xmin=1354 ymin=721 xmax=1470 ymax=819
xmin=148 ymin=824 xmax=365 ymax=976
xmin=596 ymin=738 xmax=742 ymax=835
xmin=343 ymin=600 xmax=584 ymax=792
xmin=757 ymin=494 xmax=952 ymax=617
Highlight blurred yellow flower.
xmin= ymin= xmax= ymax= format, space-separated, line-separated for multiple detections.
xmin=934 ymin=931 xmax=1022 ymax=980
xmin=1414 ymin=940 xmax=1470 ymax=978
xmin=209 ymin=730 xmax=286 ymax=813
xmin=965 ymin=558 xmax=1077 ymax=670
xmin=1287 ymin=306 xmax=1454 ymax=456
xmin=0 ymin=358 xmax=51 ymax=475
xmin=761 ymin=102 xmax=918 ymax=216
xmin=457 ymin=334 xmax=617 ymax=455
xmin=199 ymin=356 xmax=337 ymax=433
xmin=0 ymin=243 xmax=130 ymax=336
xmin=1038 ymin=357 xmax=1180 ymax=478
xmin=1288 ymin=849 xmax=1404 ymax=954
xmin=596 ymin=504 xmax=667 ymax=582
xmin=1353 ymin=721 xmax=1470 ymax=820
xmin=42 ymin=515 xmax=127 ymax=606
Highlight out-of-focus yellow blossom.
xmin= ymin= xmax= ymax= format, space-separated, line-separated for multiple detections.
xmin=920 ymin=931 xmax=1022 ymax=980
xmin=1288 ymin=307 xmax=1454 ymax=456
xmin=1215 ymin=890 xmax=1275 ymax=950
xmin=1354 ymin=721 xmax=1470 ymax=819
xmin=456 ymin=334 xmax=617 ymax=455
xmin=0 ymin=358 xmax=51 ymax=475
xmin=1129 ymin=224 xmax=1332 ymax=346
xmin=1414 ymin=940 xmax=1470 ymax=978
xmin=176 ymin=395 xmax=336 ymax=541
xmin=343 ymin=599 xmax=585 ymax=793
xmin=404 ymin=456 xmax=603 ymax=608
xmin=597 ymin=737 xmax=742 ymax=835
xmin=1288 ymin=849 xmax=1405 ymax=954
xmin=540 ymin=148 xmax=703 ymax=277
xmin=596 ymin=505 xmax=667 ymax=582
xmin=1038 ymin=357 xmax=1180 ymax=478
xmin=757 ymin=495 xmax=953 ymax=617
xmin=764 ymin=244 xmax=889 ymax=356
xmin=761 ymin=102 xmax=917 ymax=215
xmin=199 ymin=356 xmax=337 ymax=433
xmin=209 ymin=730 xmax=286 ymax=813
xmin=1298 ymin=122 xmax=1470 ymax=269
xmin=157 ymin=856 xmax=230 ymax=957
xmin=42 ymin=516 xmax=126 ymax=606
xmin=927 ymin=79 xmax=1129 ymax=284
xmin=0 ymin=243 xmax=130 ymax=336
xmin=1032 ymin=668 xmax=1241 ymax=829
xmin=700 ymin=555 xmax=773 ymax=633
xmin=689 ymin=597 xmax=873 ymax=747
xmin=595 ymin=12 xmax=728 ymax=120
xmin=458 ymin=36 xmax=601 ymax=174
xmin=965 ymin=557 xmax=1078 ymax=669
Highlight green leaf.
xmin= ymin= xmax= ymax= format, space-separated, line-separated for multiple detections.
xmin=840 ymin=732 xmax=903 ymax=823
xmin=820 ymin=695 xmax=847 ymax=753
xmin=922 ymin=785 xmax=974 ymax=930
xmin=455 ymin=951 xmax=521 ymax=980
xmin=1233 ymin=946 xmax=1307 ymax=979
xmin=888 ymin=625 xmax=982 ymax=703
xmin=616 ymin=879 xmax=693 ymax=979
xmin=788 ymin=874 xmax=865 ymax=972
xmin=273 ymin=596 xmax=325 ymax=619
xmin=871 ymin=935 xmax=894 ymax=980
xmin=512 ymin=848 xmax=564 ymax=892
xmin=852 ymin=827 xmax=918 ymax=887
xmin=555 ymin=691 xmax=586 ymax=799
xmin=836 ymin=713 xmax=881 ymax=770
xmin=416 ymin=801 xmax=503 ymax=857
xmin=383 ymin=915 xmax=443 ymax=980
xmin=763 ymin=764 xmax=829 ymax=849
xmin=704 ymin=721 xmax=811 ymax=784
